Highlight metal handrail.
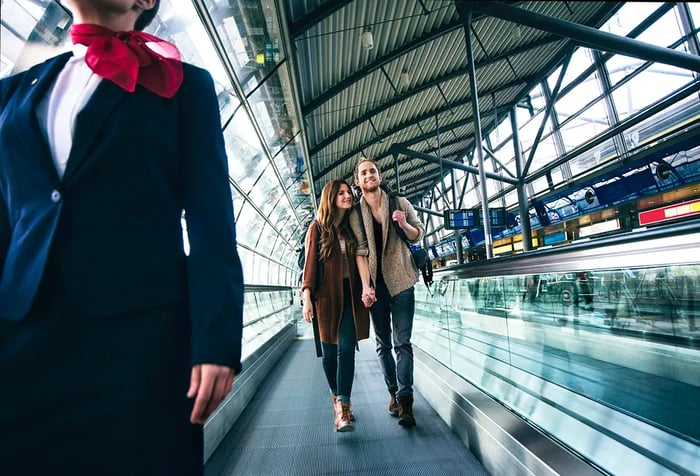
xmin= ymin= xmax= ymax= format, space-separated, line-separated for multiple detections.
xmin=435 ymin=220 xmax=700 ymax=279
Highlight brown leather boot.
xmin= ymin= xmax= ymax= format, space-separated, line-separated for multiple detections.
xmin=388 ymin=387 xmax=399 ymax=417
xmin=397 ymin=395 xmax=416 ymax=427
xmin=334 ymin=400 xmax=354 ymax=432
xmin=332 ymin=394 xmax=355 ymax=421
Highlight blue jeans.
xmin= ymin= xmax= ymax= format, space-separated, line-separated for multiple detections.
xmin=320 ymin=280 xmax=357 ymax=402
xmin=371 ymin=282 xmax=415 ymax=398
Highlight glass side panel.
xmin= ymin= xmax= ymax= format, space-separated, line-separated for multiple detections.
xmin=247 ymin=62 xmax=299 ymax=157
xmin=415 ymin=263 xmax=700 ymax=455
xmin=600 ymin=2 xmax=662 ymax=37
xmin=611 ymin=73 xmax=695 ymax=122
xmin=236 ymin=201 xmax=265 ymax=250
xmin=203 ymin=0 xmax=285 ymax=96
xmin=547 ymin=47 xmax=594 ymax=92
xmin=559 ymin=99 xmax=610 ymax=152
xmin=255 ymin=220 xmax=278 ymax=257
xmin=224 ymin=108 xmax=267 ymax=190
xmin=241 ymin=289 xmax=295 ymax=360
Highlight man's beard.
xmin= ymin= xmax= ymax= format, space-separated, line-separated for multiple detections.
xmin=360 ymin=181 xmax=380 ymax=193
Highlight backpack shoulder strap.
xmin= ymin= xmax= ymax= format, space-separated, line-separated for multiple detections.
xmin=389 ymin=194 xmax=411 ymax=245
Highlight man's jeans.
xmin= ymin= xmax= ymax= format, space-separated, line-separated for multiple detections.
xmin=371 ymin=282 xmax=415 ymax=397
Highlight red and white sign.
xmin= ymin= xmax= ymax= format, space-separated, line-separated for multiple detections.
xmin=638 ymin=198 xmax=700 ymax=226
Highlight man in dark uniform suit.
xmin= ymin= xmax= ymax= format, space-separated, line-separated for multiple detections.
xmin=0 ymin=1 xmax=244 ymax=474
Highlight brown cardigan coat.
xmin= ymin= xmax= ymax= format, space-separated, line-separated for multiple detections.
xmin=301 ymin=221 xmax=370 ymax=344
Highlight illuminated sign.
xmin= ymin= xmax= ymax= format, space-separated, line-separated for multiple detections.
xmin=544 ymin=231 xmax=568 ymax=245
xmin=444 ymin=208 xmax=506 ymax=229
xmin=579 ymin=219 xmax=620 ymax=237
xmin=638 ymin=198 xmax=700 ymax=226
xmin=443 ymin=209 xmax=477 ymax=230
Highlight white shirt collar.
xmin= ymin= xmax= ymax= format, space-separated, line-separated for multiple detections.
xmin=71 ymin=43 xmax=89 ymax=61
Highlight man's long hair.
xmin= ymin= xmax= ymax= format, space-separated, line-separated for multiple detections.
xmin=135 ymin=0 xmax=160 ymax=31
xmin=316 ymin=180 xmax=357 ymax=260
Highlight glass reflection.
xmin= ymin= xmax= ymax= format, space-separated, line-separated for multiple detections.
xmin=249 ymin=166 xmax=282 ymax=216
xmin=224 ymin=108 xmax=267 ymax=189
xmin=203 ymin=0 xmax=285 ymax=95
xmin=247 ymin=62 xmax=299 ymax=157
xmin=414 ymin=263 xmax=700 ymax=446
xmin=236 ymin=201 xmax=265 ymax=249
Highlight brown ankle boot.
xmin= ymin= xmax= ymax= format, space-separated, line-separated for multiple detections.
xmin=334 ymin=400 xmax=354 ymax=432
xmin=388 ymin=387 xmax=399 ymax=417
xmin=332 ymin=394 xmax=355 ymax=421
xmin=397 ymin=395 xmax=416 ymax=427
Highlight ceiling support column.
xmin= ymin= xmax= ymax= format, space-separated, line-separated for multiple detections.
xmin=457 ymin=3 xmax=493 ymax=258
xmin=511 ymin=107 xmax=532 ymax=252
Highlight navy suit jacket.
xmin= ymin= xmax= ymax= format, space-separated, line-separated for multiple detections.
xmin=0 ymin=53 xmax=244 ymax=370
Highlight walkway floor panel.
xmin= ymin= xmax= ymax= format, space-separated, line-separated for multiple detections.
xmin=205 ymin=328 xmax=489 ymax=475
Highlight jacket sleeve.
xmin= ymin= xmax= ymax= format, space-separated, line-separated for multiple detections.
xmin=398 ymin=196 xmax=425 ymax=243
xmin=301 ymin=221 xmax=320 ymax=293
xmin=0 ymin=75 xmax=21 ymax=276
xmin=349 ymin=205 xmax=369 ymax=256
xmin=179 ymin=66 xmax=244 ymax=372
xmin=0 ymin=181 xmax=8 ymax=274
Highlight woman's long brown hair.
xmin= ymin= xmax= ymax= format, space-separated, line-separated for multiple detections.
xmin=317 ymin=179 xmax=357 ymax=260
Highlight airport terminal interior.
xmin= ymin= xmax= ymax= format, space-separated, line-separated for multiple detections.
xmin=2 ymin=1 xmax=699 ymax=474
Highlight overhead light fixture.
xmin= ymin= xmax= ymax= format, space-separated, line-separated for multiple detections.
xmin=361 ymin=28 xmax=374 ymax=50
xmin=512 ymin=25 xmax=522 ymax=40
xmin=399 ymin=70 xmax=410 ymax=88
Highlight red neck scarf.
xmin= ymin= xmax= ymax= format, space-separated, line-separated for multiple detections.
xmin=70 ymin=23 xmax=183 ymax=98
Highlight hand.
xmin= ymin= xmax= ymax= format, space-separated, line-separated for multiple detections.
xmin=362 ymin=286 xmax=376 ymax=308
xmin=392 ymin=209 xmax=407 ymax=228
xmin=302 ymin=299 xmax=313 ymax=323
xmin=187 ymin=364 xmax=235 ymax=424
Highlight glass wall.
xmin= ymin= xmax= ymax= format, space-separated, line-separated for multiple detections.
xmin=413 ymin=232 xmax=700 ymax=474
xmin=423 ymin=2 xmax=700 ymax=256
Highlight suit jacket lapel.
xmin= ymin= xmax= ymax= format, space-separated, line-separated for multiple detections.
xmin=62 ymin=79 xmax=126 ymax=184
xmin=9 ymin=53 xmax=71 ymax=180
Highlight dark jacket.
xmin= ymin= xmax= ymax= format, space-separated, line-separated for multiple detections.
xmin=301 ymin=221 xmax=370 ymax=344
xmin=0 ymin=53 xmax=244 ymax=369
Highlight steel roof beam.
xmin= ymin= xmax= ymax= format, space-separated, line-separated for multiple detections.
xmin=471 ymin=1 xmax=700 ymax=72
xmin=302 ymin=19 xmax=463 ymax=114
xmin=390 ymin=145 xmax=518 ymax=185
xmin=308 ymin=37 xmax=559 ymax=155
xmin=314 ymin=77 xmax=533 ymax=179
xmin=289 ymin=0 xmax=354 ymax=39
xmin=413 ymin=205 xmax=443 ymax=217
xmin=301 ymin=4 xmax=531 ymax=115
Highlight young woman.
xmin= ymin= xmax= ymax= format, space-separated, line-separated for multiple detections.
xmin=301 ymin=179 xmax=374 ymax=432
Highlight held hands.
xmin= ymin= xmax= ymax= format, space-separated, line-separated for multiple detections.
xmin=188 ymin=363 xmax=235 ymax=424
xmin=362 ymin=285 xmax=376 ymax=308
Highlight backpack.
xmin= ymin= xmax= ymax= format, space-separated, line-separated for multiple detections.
xmin=356 ymin=194 xmax=434 ymax=288
xmin=297 ymin=244 xmax=306 ymax=270
xmin=297 ymin=219 xmax=316 ymax=270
